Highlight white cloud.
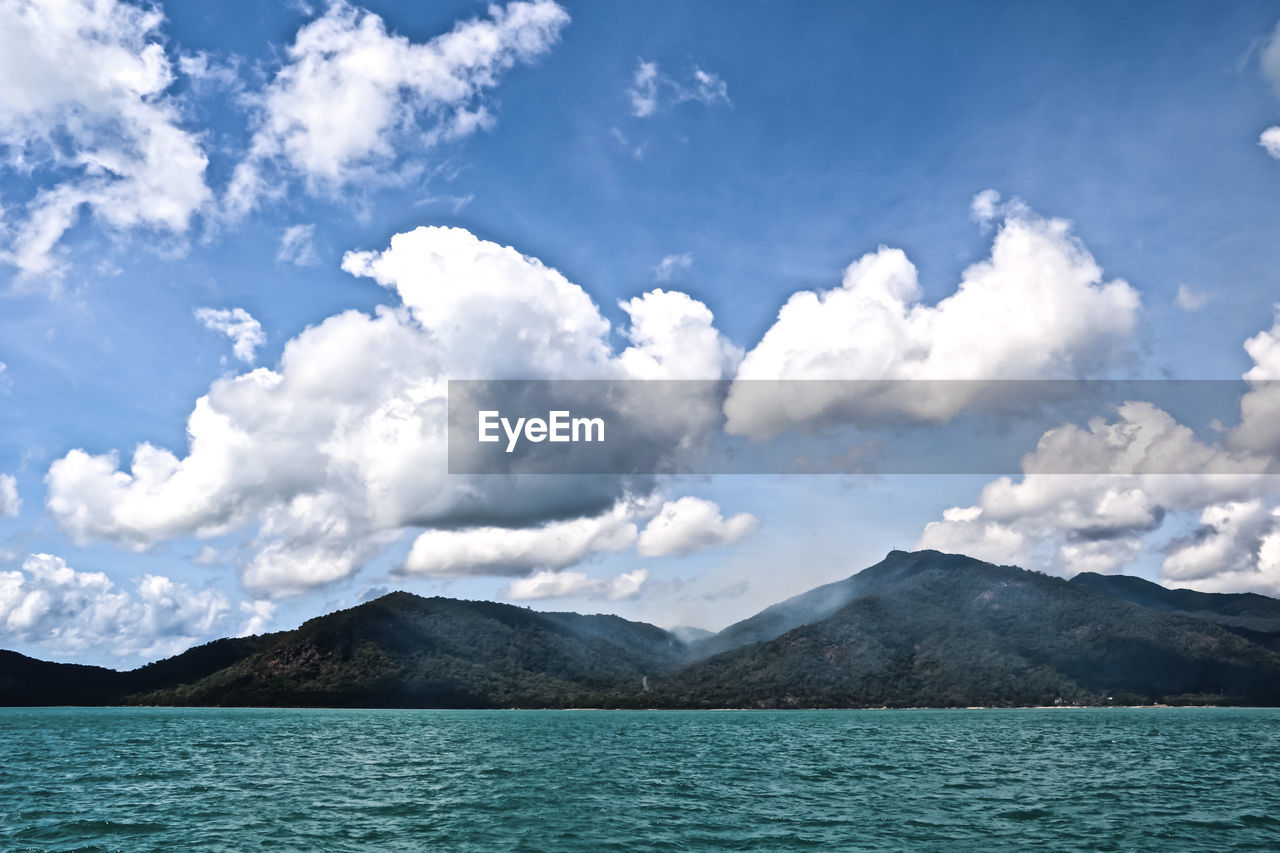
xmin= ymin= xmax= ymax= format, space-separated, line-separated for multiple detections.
xmin=237 ymin=599 xmax=276 ymax=637
xmin=626 ymin=59 xmax=729 ymax=118
xmin=1261 ymin=127 xmax=1280 ymax=159
xmin=916 ymin=307 xmax=1280 ymax=593
xmin=177 ymin=51 xmax=243 ymax=93
xmin=46 ymin=226 xmax=737 ymax=596
xmin=401 ymin=494 xmax=755 ymax=578
xmin=653 ymin=252 xmax=692 ymax=282
xmin=0 ymin=473 xmax=19 ymax=517
xmin=226 ymin=0 xmax=569 ymax=216
xmin=0 ymin=553 xmax=228 ymax=659
xmin=616 ymin=289 xmax=743 ymax=380
xmin=970 ymin=188 xmax=1002 ymax=224
xmin=628 ymin=60 xmax=660 ymax=117
xmin=1229 ymin=308 xmax=1280 ymax=458
xmin=195 ymin=307 xmax=266 ymax=364
xmin=1162 ymin=500 xmax=1275 ymax=584
xmin=277 ymin=223 xmax=318 ymax=266
xmin=402 ymin=501 xmax=640 ymax=577
xmin=191 ymin=545 xmax=222 ymax=565
xmin=0 ymin=0 xmax=210 ymax=279
xmin=917 ymin=399 xmax=1271 ymax=575
xmin=636 ymin=497 xmax=758 ymax=558
xmin=502 ymin=568 xmax=649 ymax=601
xmin=686 ymin=68 xmax=729 ymax=107
xmin=725 ymin=193 xmax=1141 ymax=438
xmin=1174 ymin=284 xmax=1208 ymax=313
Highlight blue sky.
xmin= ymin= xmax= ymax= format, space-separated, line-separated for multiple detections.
xmin=3 ymin=0 xmax=1280 ymax=667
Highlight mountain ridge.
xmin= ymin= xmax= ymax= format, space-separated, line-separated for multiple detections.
xmin=5 ymin=551 xmax=1280 ymax=708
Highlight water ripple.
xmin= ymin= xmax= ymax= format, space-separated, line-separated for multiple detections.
xmin=0 ymin=707 xmax=1277 ymax=851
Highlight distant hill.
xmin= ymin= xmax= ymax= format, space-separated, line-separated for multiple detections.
xmin=690 ymin=572 xmax=866 ymax=658
xmin=1070 ymin=571 xmax=1280 ymax=651
xmin=650 ymin=551 xmax=1280 ymax=708
xmin=5 ymin=551 xmax=1280 ymax=708
xmin=127 ymin=593 xmax=684 ymax=707
xmin=0 ymin=651 xmax=124 ymax=706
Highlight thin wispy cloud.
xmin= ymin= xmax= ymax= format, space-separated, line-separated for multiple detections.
xmin=627 ymin=59 xmax=730 ymax=118
xmin=654 ymin=252 xmax=693 ymax=282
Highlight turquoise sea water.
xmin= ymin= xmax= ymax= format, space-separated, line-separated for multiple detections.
xmin=1 ymin=707 xmax=1278 ymax=851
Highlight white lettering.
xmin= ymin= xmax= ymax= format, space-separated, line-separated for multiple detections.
xmin=502 ymin=416 xmax=526 ymax=453
xmin=478 ymin=411 xmax=500 ymax=443
xmin=480 ymin=410 xmax=604 ymax=453
xmin=549 ymin=410 xmax=570 ymax=442
xmin=572 ymin=416 xmax=604 ymax=442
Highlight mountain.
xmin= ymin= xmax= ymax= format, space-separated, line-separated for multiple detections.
xmin=691 ymin=572 xmax=865 ymax=658
xmin=649 ymin=550 xmax=1280 ymax=708
xmin=5 ymin=551 xmax=1280 ymax=708
xmin=0 ymin=651 xmax=124 ymax=706
xmin=126 ymin=592 xmax=684 ymax=707
xmin=1070 ymin=571 xmax=1280 ymax=651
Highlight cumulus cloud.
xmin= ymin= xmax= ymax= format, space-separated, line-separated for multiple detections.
xmin=402 ymin=495 xmax=754 ymax=577
xmin=1228 ymin=309 xmax=1280 ymax=457
xmin=0 ymin=0 xmax=210 ymax=279
xmin=502 ymin=568 xmax=649 ymax=601
xmin=1261 ymin=127 xmax=1280 ymax=159
xmin=653 ymin=252 xmax=693 ymax=282
xmin=225 ymin=0 xmax=569 ymax=216
xmin=917 ymin=399 xmax=1270 ymax=575
xmin=195 ymin=307 xmax=266 ymax=364
xmin=626 ymin=59 xmax=729 ymax=118
xmin=0 ymin=553 xmax=228 ymax=659
xmin=237 ymin=599 xmax=276 ymax=637
xmin=636 ymin=497 xmax=758 ymax=558
xmin=725 ymin=193 xmax=1140 ymax=438
xmin=402 ymin=501 xmax=640 ymax=577
xmin=0 ymin=473 xmax=19 ymax=517
xmin=277 ymin=223 xmax=318 ymax=266
xmin=46 ymin=226 xmax=738 ymax=596
xmin=917 ymin=308 xmax=1280 ymax=593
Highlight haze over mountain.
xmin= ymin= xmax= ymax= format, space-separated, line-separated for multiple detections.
xmin=5 ymin=551 xmax=1280 ymax=708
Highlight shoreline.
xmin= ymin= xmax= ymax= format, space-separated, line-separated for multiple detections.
xmin=5 ymin=703 xmax=1272 ymax=712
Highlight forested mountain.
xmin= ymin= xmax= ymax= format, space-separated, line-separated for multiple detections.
xmin=655 ymin=551 xmax=1280 ymax=707
xmin=5 ymin=551 xmax=1280 ymax=708
xmin=1070 ymin=571 xmax=1280 ymax=651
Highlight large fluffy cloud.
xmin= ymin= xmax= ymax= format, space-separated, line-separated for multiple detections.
xmin=918 ymin=315 xmax=1280 ymax=593
xmin=0 ymin=553 xmax=228 ymax=659
xmin=1227 ymin=309 xmax=1280 ymax=457
xmin=402 ymin=496 xmax=755 ymax=577
xmin=46 ymin=226 xmax=739 ymax=595
xmin=0 ymin=0 xmax=210 ymax=279
xmin=635 ymin=496 xmax=758 ymax=558
xmin=918 ymin=401 xmax=1271 ymax=574
xmin=403 ymin=500 xmax=642 ymax=577
xmin=225 ymin=0 xmax=569 ymax=215
xmin=725 ymin=193 xmax=1140 ymax=437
